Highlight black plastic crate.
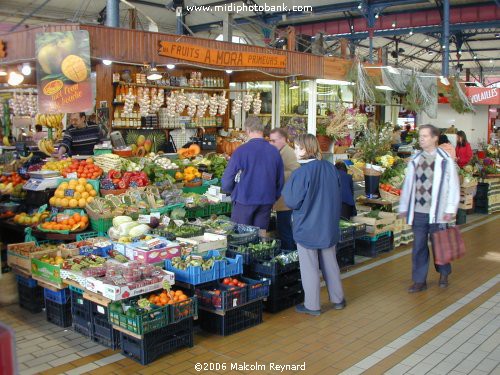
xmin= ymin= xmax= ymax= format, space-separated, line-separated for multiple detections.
xmin=241 ymin=277 xmax=270 ymax=301
xmin=250 ymin=250 xmax=299 ymax=277
xmin=339 ymin=226 xmax=354 ymax=242
xmin=71 ymin=290 xmax=91 ymax=322
xmin=195 ymin=282 xmax=247 ymax=311
xmin=73 ymin=314 xmax=92 ymax=338
xmin=251 ymin=268 xmax=301 ymax=290
xmin=120 ymin=318 xmax=194 ymax=365
xmin=337 ymin=240 xmax=355 ymax=268
xmin=264 ymin=290 xmax=304 ymax=313
xmin=199 ymin=300 xmax=263 ymax=336
xmin=353 ymin=223 xmax=367 ymax=239
xmin=91 ymin=302 xmax=120 ymax=350
xmin=17 ymin=282 xmax=44 ymax=314
xmin=226 ymin=238 xmax=280 ymax=265
xmin=355 ymin=233 xmax=393 ymax=257
xmin=45 ymin=298 xmax=72 ymax=328
xmin=226 ymin=224 xmax=260 ymax=246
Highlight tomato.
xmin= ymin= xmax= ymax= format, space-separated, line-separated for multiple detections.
xmin=223 ymin=278 xmax=231 ymax=285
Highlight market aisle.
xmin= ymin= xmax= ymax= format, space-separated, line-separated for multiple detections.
xmin=1 ymin=213 xmax=498 ymax=375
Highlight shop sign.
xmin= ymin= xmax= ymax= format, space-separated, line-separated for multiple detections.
xmin=465 ymin=87 xmax=500 ymax=105
xmin=36 ymin=31 xmax=94 ymax=113
xmin=158 ymin=41 xmax=287 ymax=69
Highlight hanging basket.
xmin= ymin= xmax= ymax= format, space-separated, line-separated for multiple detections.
xmin=316 ymin=135 xmax=332 ymax=152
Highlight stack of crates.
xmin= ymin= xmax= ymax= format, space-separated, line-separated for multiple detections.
xmin=247 ymin=250 xmax=303 ymax=313
xmin=44 ymin=288 xmax=72 ymax=328
xmin=90 ymin=301 xmax=120 ymax=350
xmin=337 ymin=226 xmax=356 ymax=268
xmin=16 ymin=275 xmax=44 ymax=314
xmin=70 ymin=286 xmax=92 ymax=338
xmin=355 ymin=231 xmax=393 ymax=258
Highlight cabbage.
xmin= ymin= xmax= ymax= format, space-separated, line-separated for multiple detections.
xmin=108 ymin=227 xmax=120 ymax=240
xmin=113 ymin=216 xmax=133 ymax=228
xmin=118 ymin=221 xmax=140 ymax=236
xmin=129 ymin=224 xmax=150 ymax=238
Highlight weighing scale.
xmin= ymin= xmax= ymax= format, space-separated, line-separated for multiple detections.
xmin=23 ymin=171 xmax=61 ymax=208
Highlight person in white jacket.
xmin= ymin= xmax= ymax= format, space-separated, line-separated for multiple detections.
xmin=399 ymin=124 xmax=460 ymax=293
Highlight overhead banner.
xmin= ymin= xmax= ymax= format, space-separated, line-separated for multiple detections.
xmin=465 ymin=87 xmax=500 ymax=105
xmin=36 ymin=31 xmax=93 ymax=114
xmin=158 ymin=41 xmax=287 ymax=69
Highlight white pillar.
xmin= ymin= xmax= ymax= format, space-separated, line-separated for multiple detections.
xmin=272 ymin=81 xmax=279 ymax=129
xmin=307 ymin=80 xmax=317 ymax=135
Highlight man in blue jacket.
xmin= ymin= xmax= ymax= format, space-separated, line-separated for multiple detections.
xmin=222 ymin=117 xmax=284 ymax=234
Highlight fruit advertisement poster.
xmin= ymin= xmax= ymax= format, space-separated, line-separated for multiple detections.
xmin=36 ymin=31 xmax=93 ymax=114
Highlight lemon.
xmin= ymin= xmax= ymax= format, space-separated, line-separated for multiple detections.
xmin=78 ymin=198 xmax=86 ymax=208
xmin=69 ymin=199 xmax=78 ymax=208
xmin=81 ymin=192 xmax=89 ymax=199
xmin=78 ymin=178 xmax=87 ymax=186
xmin=85 ymin=183 xmax=93 ymax=192
xmin=49 ymin=197 xmax=56 ymax=206
xmin=61 ymin=198 xmax=69 ymax=207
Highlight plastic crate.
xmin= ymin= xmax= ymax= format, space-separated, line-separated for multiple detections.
xmin=226 ymin=238 xmax=280 ymax=265
xmin=71 ymin=290 xmax=91 ymax=323
xmin=44 ymin=288 xmax=71 ymax=305
xmin=241 ymin=277 xmax=270 ymax=301
xmin=90 ymin=302 xmax=120 ymax=350
xmin=337 ymin=240 xmax=355 ymax=268
xmin=76 ymin=231 xmax=108 ymax=241
xmin=169 ymin=297 xmax=198 ymax=324
xmin=218 ymin=254 xmax=244 ymax=278
xmin=339 ymin=226 xmax=354 ymax=242
xmin=195 ymin=282 xmax=247 ymax=311
xmin=226 ymin=224 xmax=260 ymax=246
xmin=199 ymin=300 xmax=263 ymax=336
xmin=185 ymin=206 xmax=210 ymax=219
xmin=264 ymin=290 xmax=304 ymax=313
xmin=250 ymin=250 xmax=299 ymax=277
xmin=72 ymin=314 xmax=92 ymax=338
xmin=353 ymin=223 xmax=367 ymax=239
xmin=355 ymin=232 xmax=393 ymax=257
xmin=209 ymin=202 xmax=232 ymax=216
xmin=16 ymin=274 xmax=37 ymax=288
xmin=150 ymin=203 xmax=185 ymax=216
xmin=164 ymin=250 xmax=221 ymax=285
xmin=250 ymin=268 xmax=301 ymax=289
xmin=108 ymin=298 xmax=169 ymax=335
xmin=120 ymin=318 xmax=194 ymax=365
xmin=90 ymin=218 xmax=113 ymax=234
xmin=17 ymin=282 xmax=44 ymax=314
xmin=45 ymin=299 xmax=72 ymax=327
xmin=167 ymin=224 xmax=205 ymax=239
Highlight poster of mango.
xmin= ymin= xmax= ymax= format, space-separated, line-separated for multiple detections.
xmin=36 ymin=31 xmax=94 ymax=114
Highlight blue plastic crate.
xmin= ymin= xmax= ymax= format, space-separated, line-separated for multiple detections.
xmin=241 ymin=276 xmax=270 ymax=301
xmin=218 ymin=254 xmax=244 ymax=278
xmin=78 ymin=244 xmax=112 ymax=257
xmin=16 ymin=274 xmax=37 ymax=288
xmin=164 ymin=250 xmax=222 ymax=285
xmin=44 ymin=288 xmax=71 ymax=305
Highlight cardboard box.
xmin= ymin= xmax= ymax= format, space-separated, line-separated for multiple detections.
xmin=176 ymin=233 xmax=227 ymax=254
xmin=85 ymin=270 xmax=175 ymax=301
xmin=31 ymin=248 xmax=79 ymax=286
xmin=352 ymin=212 xmax=397 ymax=235
xmin=7 ymin=242 xmax=39 ymax=274
xmin=124 ymin=239 xmax=181 ymax=264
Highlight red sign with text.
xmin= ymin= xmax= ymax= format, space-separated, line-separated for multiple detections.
xmin=465 ymin=87 xmax=500 ymax=105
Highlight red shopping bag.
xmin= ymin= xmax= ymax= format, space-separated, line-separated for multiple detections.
xmin=431 ymin=225 xmax=466 ymax=265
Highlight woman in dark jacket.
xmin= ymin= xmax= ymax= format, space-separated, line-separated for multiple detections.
xmin=282 ymin=134 xmax=346 ymax=316
xmin=335 ymin=161 xmax=357 ymax=219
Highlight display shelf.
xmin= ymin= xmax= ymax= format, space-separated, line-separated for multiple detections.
xmin=114 ymin=81 xmax=226 ymax=92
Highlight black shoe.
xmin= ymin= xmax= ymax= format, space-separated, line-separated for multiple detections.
xmin=408 ymin=282 xmax=427 ymax=293
xmin=439 ymin=274 xmax=449 ymax=288
xmin=333 ymin=299 xmax=346 ymax=310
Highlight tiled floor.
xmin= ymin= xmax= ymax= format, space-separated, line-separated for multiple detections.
xmin=0 ymin=213 xmax=499 ymax=375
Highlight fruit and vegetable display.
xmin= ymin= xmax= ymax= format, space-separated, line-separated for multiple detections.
xmin=147 ymin=289 xmax=189 ymax=306
xmin=261 ymin=250 xmax=299 ymax=267
xmin=39 ymin=211 xmax=89 ymax=232
xmin=178 ymin=144 xmax=201 ymax=159
xmin=107 ymin=216 xmax=151 ymax=242
xmin=231 ymin=239 xmax=279 ymax=257
xmin=379 ymin=183 xmax=402 ymax=196
xmin=60 ymin=254 xmax=106 ymax=273
xmin=170 ymin=254 xmax=221 ymax=271
xmin=48 ymin=178 xmax=97 ymax=208
xmin=103 ymin=262 xmax=164 ymax=288
xmin=100 ymin=170 xmax=150 ymax=190
xmin=126 ymin=132 xmax=166 ymax=156
xmin=0 ymin=173 xmax=27 ymax=195
xmin=13 ymin=211 xmax=50 ymax=226
xmin=38 ymin=253 xmax=65 ymax=266
xmin=41 ymin=158 xmax=72 ymax=172
xmin=174 ymin=166 xmax=201 ymax=184
xmin=61 ymin=158 xmax=103 ymax=179
xmin=145 ymin=153 xmax=178 ymax=170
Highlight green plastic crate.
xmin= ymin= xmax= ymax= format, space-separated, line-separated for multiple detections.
xmin=93 ymin=149 xmax=113 ymax=156
xmin=90 ymin=217 xmax=113 ymax=234
xmin=108 ymin=299 xmax=170 ymax=335
xmin=209 ymin=202 xmax=232 ymax=216
xmin=182 ymin=185 xmax=209 ymax=195
xmin=185 ymin=206 xmax=211 ymax=219
xmin=150 ymin=203 xmax=185 ymax=215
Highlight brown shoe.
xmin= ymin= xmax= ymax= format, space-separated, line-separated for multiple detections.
xmin=408 ymin=282 xmax=427 ymax=293
xmin=439 ymin=274 xmax=449 ymax=288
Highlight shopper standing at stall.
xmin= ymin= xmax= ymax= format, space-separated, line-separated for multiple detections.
xmin=269 ymin=128 xmax=300 ymax=250
xmin=399 ymin=124 xmax=460 ymax=293
xmin=456 ymin=130 xmax=473 ymax=168
xmin=282 ymin=134 xmax=345 ymax=316
xmin=438 ymin=134 xmax=456 ymax=161
xmin=222 ymin=116 xmax=284 ymax=235
xmin=55 ymin=112 xmax=102 ymax=157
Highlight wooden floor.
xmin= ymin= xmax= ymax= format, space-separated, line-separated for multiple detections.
xmin=3 ymin=213 xmax=499 ymax=375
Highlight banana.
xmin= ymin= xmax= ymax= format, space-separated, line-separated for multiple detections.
xmin=3 ymin=136 xmax=10 ymax=146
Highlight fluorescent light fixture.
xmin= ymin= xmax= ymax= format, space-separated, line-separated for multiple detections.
xmin=289 ymin=84 xmax=299 ymax=89
xmin=21 ymin=63 xmax=31 ymax=75
xmin=440 ymin=76 xmax=450 ymax=85
xmin=166 ymin=64 xmax=175 ymax=70
xmin=409 ymin=30 xmax=413 ymax=35
xmin=0 ymin=67 xmax=6 ymax=76
xmin=229 ymin=82 xmax=236 ymax=87
xmin=102 ymin=59 xmax=112 ymax=66
xmin=391 ymin=22 xmax=396 ymax=28
xmin=376 ymin=85 xmax=394 ymax=91
xmin=357 ymin=3 xmax=362 ymax=9
xmin=225 ymin=70 xmax=233 ymax=74
xmin=458 ymin=50 xmax=462 ymax=55
xmin=316 ymin=79 xmax=354 ymax=86
xmin=375 ymin=13 xmax=379 ymax=19
xmin=146 ymin=67 xmax=162 ymax=80
xmin=386 ymin=66 xmax=400 ymax=74
xmin=442 ymin=45 xmax=446 ymax=49
xmin=8 ymin=71 xmax=24 ymax=86
xmin=425 ymin=37 xmax=429 ymax=42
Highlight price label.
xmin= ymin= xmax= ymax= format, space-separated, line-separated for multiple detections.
xmin=38 ymin=204 xmax=47 ymax=214
xmin=173 ymin=220 xmax=184 ymax=227
xmin=162 ymin=216 xmax=171 ymax=226
xmin=67 ymin=172 xmax=78 ymax=179
xmin=185 ymin=197 xmax=194 ymax=204
xmin=138 ymin=215 xmax=151 ymax=224
xmin=151 ymin=212 xmax=161 ymax=219
xmin=202 ymin=172 xmax=213 ymax=181
xmin=51 ymin=206 xmax=59 ymax=215
xmin=97 ymin=305 xmax=105 ymax=315
xmin=64 ymin=189 xmax=75 ymax=197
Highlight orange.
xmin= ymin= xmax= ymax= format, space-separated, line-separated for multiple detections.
xmin=68 ymin=219 xmax=75 ymax=226
xmin=89 ymin=190 xmax=97 ymax=197
xmin=85 ymin=184 xmax=93 ymax=192
xmin=80 ymin=216 xmax=88 ymax=224
xmin=86 ymin=197 xmax=94 ymax=204
xmin=73 ymin=192 xmax=81 ymax=200
xmin=73 ymin=213 xmax=81 ymax=222
xmin=174 ymin=290 xmax=183 ymax=296
xmin=55 ymin=190 xmax=64 ymax=198
xmin=75 ymin=185 xmax=85 ymax=193
xmin=178 ymin=294 xmax=188 ymax=301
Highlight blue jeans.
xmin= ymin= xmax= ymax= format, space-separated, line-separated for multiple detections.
xmin=412 ymin=212 xmax=452 ymax=283
xmin=276 ymin=210 xmax=296 ymax=250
